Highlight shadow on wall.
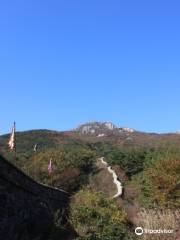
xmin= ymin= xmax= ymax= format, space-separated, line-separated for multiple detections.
xmin=0 ymin=155 xmax=70 ymax=240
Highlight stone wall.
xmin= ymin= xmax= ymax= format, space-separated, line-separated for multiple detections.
xmin=0 ymin=155 xmax=69 ymax=240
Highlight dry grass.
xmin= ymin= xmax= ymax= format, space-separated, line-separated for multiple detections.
xmin=136 ymin=208 xmax=180 ymax=240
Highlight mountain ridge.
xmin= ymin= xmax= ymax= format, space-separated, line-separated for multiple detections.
xmin=1 ymin=121 xmax=180 ymax=136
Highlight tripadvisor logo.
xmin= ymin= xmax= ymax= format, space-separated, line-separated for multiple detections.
xmin=135 ymin=227 xmax=174 ymax=236
xmin=135 ymin=227 xmax=143 ymax=236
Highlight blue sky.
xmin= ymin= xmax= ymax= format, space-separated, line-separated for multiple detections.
xmin=0 ymin=0 xmax=180 ymax=134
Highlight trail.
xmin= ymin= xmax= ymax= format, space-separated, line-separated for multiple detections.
xmin=99 ymin=157 xmax=123 ymax=198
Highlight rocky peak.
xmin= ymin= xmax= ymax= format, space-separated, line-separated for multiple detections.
xmin=75 ymin=121 xmax=117 ymax=135
xmin=74 ymin=121 xmax=136 ymax=136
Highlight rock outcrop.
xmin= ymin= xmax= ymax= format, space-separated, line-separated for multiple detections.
xmin=74 ymin=121 xmax=136 ymax=136
xmin=75 ymin=121 xmax=117 ymax=135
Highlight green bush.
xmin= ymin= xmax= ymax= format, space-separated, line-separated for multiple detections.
xmin=8 ymin=144 xmax=96 ymax=191
xmin=131 ymin=147 xmax=180 ymax=208
xmin=97 ymin=144 xmax=150 ymax=177
xmin=70 ymin=190 xmax=135 ymax=240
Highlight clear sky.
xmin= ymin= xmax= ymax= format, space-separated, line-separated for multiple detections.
xmin=0 ymin=0 xmax=180 ymax=134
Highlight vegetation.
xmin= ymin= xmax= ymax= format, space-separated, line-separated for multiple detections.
xmin=1 ymin=129 xmax=180 ymax=239
xmin=29 ymin=146 xmax=95 ymax=190
xmin=94 ymin=143 xmax=153 ymax=177
xmin=95 ymin=142 xmax=180 ymax=208
xmin=70 ymin=190 xmax=135 ymax=240
xmin=0 ymin=130 xmax=97 ymax=191
xmin=131 ymin=147 xmax=180 ymax=208
xmin=0 ymin=130 xmax=60 ymax=161
xmin=136 ymin=208 xmax=180 ymax=240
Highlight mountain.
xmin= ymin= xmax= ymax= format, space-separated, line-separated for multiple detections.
xmin=1 ymin=122 xmax=180 ymax=154
xmin=0 ymin=122 xmax=180 ymax=239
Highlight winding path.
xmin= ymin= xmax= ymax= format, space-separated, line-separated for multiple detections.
xmin=99 ymin=157 xmax=123 ymax=198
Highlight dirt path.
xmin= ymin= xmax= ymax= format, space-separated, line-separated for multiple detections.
xmin=89 ymin=157 xmax=123 ymax=198
xmin=89 ymin=158 xmax=117 ymax=197
xmin=99 ymin=157 xmax=123 ymax=198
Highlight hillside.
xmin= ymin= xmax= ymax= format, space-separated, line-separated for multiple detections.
xmin=70 ymin=122 xmax=180 ymax=148
xmin=1 ymin=122 xmax=180 ymax=156
xmin=0 ymin=122 xmax=180 ymax=239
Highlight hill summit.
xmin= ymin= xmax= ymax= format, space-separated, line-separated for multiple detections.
xmin=75 ymin=121 xmax=117 ymax=134
xmin=74 ymin=121 xmax=135 ymax=136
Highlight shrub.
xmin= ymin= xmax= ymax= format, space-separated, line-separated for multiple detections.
xmin=70 ymin=190 xmax=135 ymax=240
xmin=131 ymin=148 xmax=180 ymax=208
xmin=100 ymin=146 xmax=149 ymax=177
